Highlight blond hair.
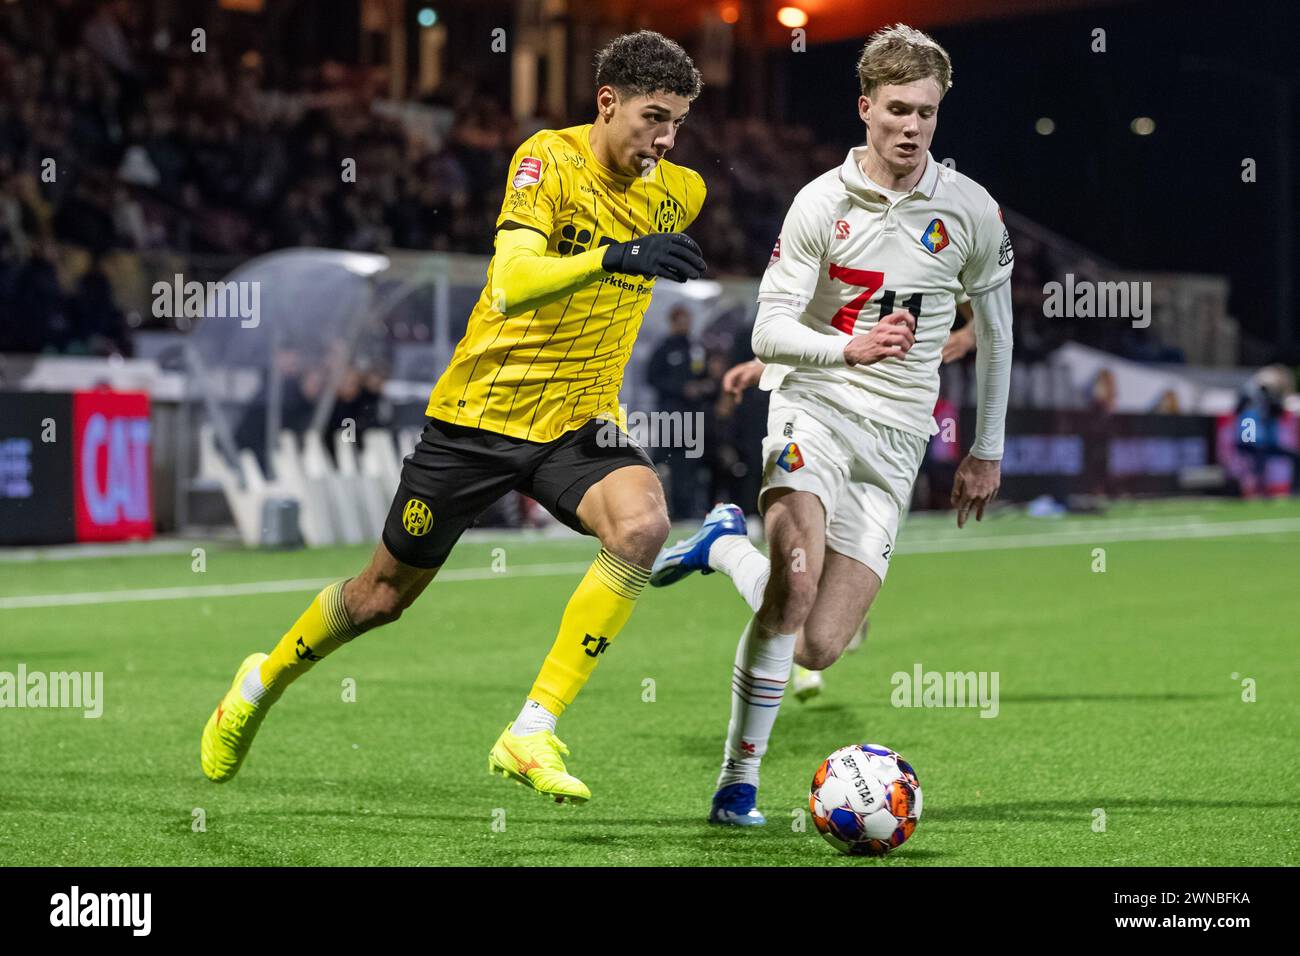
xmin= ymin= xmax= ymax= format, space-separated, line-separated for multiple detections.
xmin=856 ymin=24 xmax=953 ymax=98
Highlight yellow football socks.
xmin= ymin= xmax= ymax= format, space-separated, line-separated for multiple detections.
xmin=258 ymin=580 xmax=360 ymax=695
xmin=527 ymin=549 xmax=650 ymax=716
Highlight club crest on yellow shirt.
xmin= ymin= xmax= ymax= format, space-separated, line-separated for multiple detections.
xmin=402 ymin=499 xmax=433 ymax=536
xmin=654 ymin=197 xmax=685 ymax=233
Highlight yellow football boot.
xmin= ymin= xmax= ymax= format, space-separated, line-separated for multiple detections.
xmin=200 ymin=653 xmax=275 ymax=783
xmin=792 ymin=664 xmax=824 ymax=702
xmin=487 ymin=724 xmax=591 ymax=804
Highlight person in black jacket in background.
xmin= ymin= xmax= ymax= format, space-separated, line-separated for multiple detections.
xmin=646 ymin=305 xmax=712 ymax=520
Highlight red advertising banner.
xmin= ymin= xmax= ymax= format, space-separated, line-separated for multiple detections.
xmin=929 ymin=398 xmax=961 ymax=464
xmin=72 ymin=390 xmax=153 ymax=542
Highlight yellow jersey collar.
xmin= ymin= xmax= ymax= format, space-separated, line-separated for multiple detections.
xmin=581 ymin=124 xmax=649 ymax=187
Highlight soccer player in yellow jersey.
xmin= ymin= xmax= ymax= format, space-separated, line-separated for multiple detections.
xmin=200 ymin=31 xmax=707 ymax=803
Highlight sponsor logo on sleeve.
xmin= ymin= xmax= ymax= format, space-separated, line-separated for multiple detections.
xmin=512 ymin=157 xmax=543 ymax=188
xmin=768 ymin=235 xmax=782 ymax=267
xmin=997 ymin=228 xmax=1014 ymax=266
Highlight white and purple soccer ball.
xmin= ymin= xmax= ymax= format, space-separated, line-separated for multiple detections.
xmin=809 ymin=744 xmax=922 ymax=856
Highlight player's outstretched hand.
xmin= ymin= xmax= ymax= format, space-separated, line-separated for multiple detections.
xmin=722 ymin=358 xmax=765 ymax=403
xmin=942 ymin=324 xmax=977 ymax=364
xmin=952 ymin=453 xmax=1001 ymax=528
xmin=602 ymin=232 xmax=706 ymax=282
xmin=844 ymin=309 xmax=916 ymax=366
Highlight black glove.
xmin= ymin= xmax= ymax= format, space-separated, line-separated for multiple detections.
xmin=602 ymin=232 xmax=706 ymax=282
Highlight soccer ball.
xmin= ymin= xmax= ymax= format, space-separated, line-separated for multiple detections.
xmin=809 ymin=744 xmax=922 ymax=856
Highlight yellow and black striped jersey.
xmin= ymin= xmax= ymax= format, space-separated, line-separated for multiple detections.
xmin=426 ymin=124 xmax=707 ymax=442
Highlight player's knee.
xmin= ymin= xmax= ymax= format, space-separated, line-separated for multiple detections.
xmin=779 ymin=566 xmax=820 ymax=616
xmin=794 ymin=642 xmax=839 ymax=671
xmin=604 ymin=509 xmax=670 ymax=566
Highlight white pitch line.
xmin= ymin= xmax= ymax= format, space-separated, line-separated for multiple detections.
xmin=901 ymin=513 xmax=1300 ymax=543
xmin=0 ymin=562 xmax=592 ymax=611
xmin=898 ymin=516 xmax=1300 ymax=554
xmin=2 ymin=517 xmax=1299 ymax=611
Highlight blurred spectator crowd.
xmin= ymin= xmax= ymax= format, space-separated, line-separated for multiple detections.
xmin=3 ymin=2 xmax=1288 ymax=521
xmin=0 ymin=0 xmax=1190 ymax=401
xmin=0 ymin=0 xmax=850 ymax=357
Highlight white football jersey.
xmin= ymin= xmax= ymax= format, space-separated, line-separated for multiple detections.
xmin=758 ymin=146 xmax=1013 ymax=438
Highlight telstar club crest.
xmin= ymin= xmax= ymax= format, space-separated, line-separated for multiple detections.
xmin=920 ymin=218 xmax=950 ymax=254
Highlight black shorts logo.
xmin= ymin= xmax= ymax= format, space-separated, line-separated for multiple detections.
xmin=402 ymin=499 xmax=433 ymax=536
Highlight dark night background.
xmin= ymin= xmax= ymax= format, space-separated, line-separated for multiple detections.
xmin=785 ymin=0 xmax=1299 ymax=356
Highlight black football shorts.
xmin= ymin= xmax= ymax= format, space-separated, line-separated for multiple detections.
xmin=380 ymin=417 xmax=653 ymax=568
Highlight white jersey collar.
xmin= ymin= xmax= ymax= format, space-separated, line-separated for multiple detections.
xmin=840 ymin=145 xmax=940 ymax=202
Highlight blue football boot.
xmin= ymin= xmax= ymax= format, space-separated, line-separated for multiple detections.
xmin=651 ymin=503 xmax=747 ymax=588
xmin=709 ymin=783 xmax=767 ymax=826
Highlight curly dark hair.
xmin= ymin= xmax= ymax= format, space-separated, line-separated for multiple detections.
xmin=594 ymin=30 xmax=702 ymax=100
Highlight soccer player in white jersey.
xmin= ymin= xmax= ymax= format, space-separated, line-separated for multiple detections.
xmin=650 ymin=24 xmax=1014 ymax=825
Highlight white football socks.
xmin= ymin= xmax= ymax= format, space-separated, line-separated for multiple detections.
xmin=512 ymin=698 xmax=558 ymax=736
xmin=716 ymin=616 xmax=796 ymax=789
xmin=240 ymin=665 xmax=269 ymax=705
xmin=707 ymin=533 xmax=770 ymax=614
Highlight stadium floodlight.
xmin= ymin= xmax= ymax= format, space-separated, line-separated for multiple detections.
xmin=776 ymin=6 xmax=808 ymax=28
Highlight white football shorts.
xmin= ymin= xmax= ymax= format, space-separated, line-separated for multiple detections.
xmin=759 ymin=387 xmax=928 ymax=583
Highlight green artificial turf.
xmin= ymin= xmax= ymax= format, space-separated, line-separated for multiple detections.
xmin=1 ymin=498 xmax=1298 ymax=866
